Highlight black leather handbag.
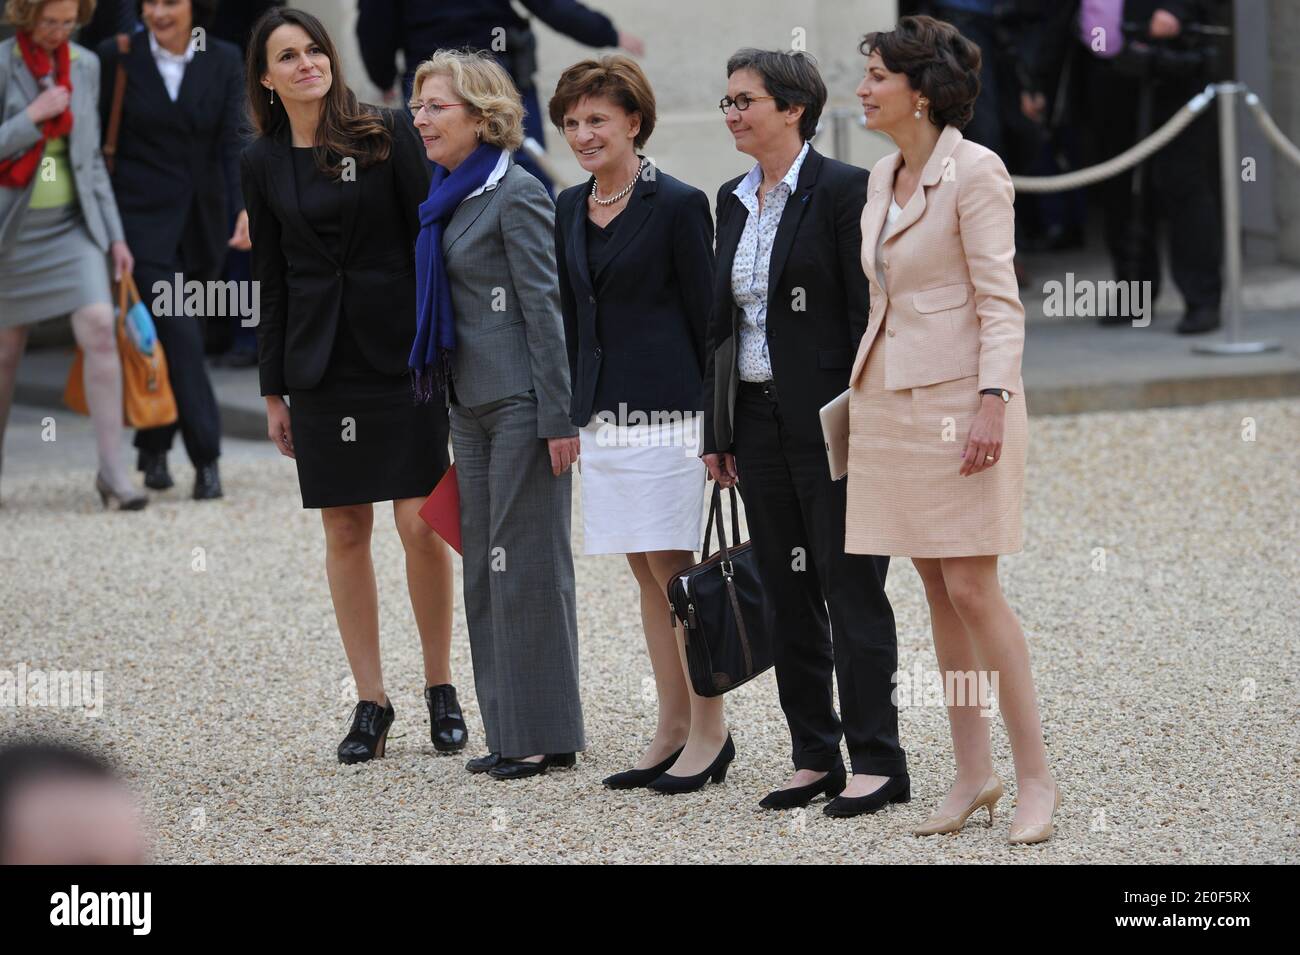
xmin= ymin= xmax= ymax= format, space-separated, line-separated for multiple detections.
xmin=667 ymin=485 xmax=773 ymax=697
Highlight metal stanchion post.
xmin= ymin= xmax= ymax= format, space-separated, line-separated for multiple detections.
xmin=1194 ymin=82 xmax=1280 ymax=354
xmin=832 ymin=108 xmax=849 ymax=163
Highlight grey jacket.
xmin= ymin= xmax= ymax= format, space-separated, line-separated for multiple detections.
xmin=442 ymin=158 xmax=576 ymax=438
xmin=0 ymin=39 xmax=124 ymax=253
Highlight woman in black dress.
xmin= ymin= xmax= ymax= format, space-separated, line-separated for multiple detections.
xmin=240 ymin=8 xmax=463 ymax=764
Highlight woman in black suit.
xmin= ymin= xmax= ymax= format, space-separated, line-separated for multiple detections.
xmin=549 ymin=56 xmax=727 ymax=793
xmin=240 ymin=8 xmax=462 ymax=764
xmin=700 ymin=49 xmax=907 ymax=817
xmin=97 ymin=0 xmax=242 ymax=500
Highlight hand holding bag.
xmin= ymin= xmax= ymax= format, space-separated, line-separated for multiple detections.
xmin=667 ymin=484 xmax=773 ymax=697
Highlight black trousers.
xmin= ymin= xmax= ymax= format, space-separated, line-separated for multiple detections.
xmin=731 ymin=381 xmax=906 ymax=777
xmin=1089 ymin=60 xmax=1222 ymax=310
xmin=132 ymin=260 xmax=222 ymax=466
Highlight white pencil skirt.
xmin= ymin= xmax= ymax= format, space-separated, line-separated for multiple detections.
xmin=577 ymin=413 xmax=707 ymax=556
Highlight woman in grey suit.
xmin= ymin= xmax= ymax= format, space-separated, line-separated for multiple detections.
xmin=0 ymin=0 xmax=140 ymax=508
xmin=410 ymin=49 xmax=584 ymax=780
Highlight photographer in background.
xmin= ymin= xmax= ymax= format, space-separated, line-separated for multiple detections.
xmin=355 ymin=0 xmax=644 ymax=193
xmin=1023 ymin=0 xmax=1228 ymax=333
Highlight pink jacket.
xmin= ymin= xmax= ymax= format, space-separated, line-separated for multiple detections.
xmin=850 ymin=125 xmax=1024 ymax=394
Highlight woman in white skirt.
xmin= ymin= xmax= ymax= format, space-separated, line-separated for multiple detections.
xmin=0 ymin=0 xmax=140 ymax=509
xmin=550 ymin=56 xmax=728 ymax=792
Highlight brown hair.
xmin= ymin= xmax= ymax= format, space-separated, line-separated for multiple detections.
xmin=3 ymin=0 xmax=96 ymax=30
xmin=412 ymin=49 xmax=525 ymax=151
xmin=548 ymin=55 xmax=656 ymax=149
xmin=859 ymin=15 xmax=982 ymax=130
xmin=245 ymin=6 xmax=391 ymax=178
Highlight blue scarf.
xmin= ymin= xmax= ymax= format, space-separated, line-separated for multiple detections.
xmin=410 ymin=142 xmax=502 ymax=402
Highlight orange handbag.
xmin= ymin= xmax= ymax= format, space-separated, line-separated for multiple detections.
xmin=63 ymin=273 xmax=178 ymax=430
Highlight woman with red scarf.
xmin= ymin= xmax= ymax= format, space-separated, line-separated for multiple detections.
xmin=0 ymin=0 xmax=140 ymax=508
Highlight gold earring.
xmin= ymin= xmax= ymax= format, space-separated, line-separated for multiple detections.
xmin=914 ymin=99 xmax=926 ymax=119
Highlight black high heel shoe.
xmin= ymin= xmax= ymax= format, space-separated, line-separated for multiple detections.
xmin=337 ymin=699 xmax=395 ymax=764
xmin=424 ymin=684 xmax=468 ymax=753
xmin=822 ymin=773 xmax=910 ymax=818
xmin=466 ymin=752 xmax=501 ymax=774
xmin=646 ymin=734 xmax=735 ymax=794
xmin=758 ymin=760 xmax=847 ymax=810
xmin=487 ymin=752 xmax=576 ymax=780
xmin=602 ymin=746 xmax=685 ymax=789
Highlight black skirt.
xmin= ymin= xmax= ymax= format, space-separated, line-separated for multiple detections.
xmin=288 ymin=317 xmax=450 ymax=509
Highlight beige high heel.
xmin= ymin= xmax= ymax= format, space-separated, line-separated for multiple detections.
xmin=912 ymin=774 xmax=1003 ymax=836
xmin=1008 ymin=783 xmax=1061 ymax=845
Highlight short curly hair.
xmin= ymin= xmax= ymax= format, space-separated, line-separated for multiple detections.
xmin=3 ymin=0 xmax=96 ymax=30
xmin=549 ymin=55 xmax=657 ymax=149
xmin=411 ymin=49 xmax=525 ymax=152
xmin=859 ymin=15 xmax=982 ymax=130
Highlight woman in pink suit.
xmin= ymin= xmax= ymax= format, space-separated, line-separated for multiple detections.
xmin=846 ymin=15 xmax=1058 ymax=844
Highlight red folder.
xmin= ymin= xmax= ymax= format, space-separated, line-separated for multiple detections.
xmin=418 ymin=463 xmax=462 ymax=555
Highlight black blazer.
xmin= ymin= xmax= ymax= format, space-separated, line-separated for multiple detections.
xmin=701 ymin=146 xmax=870 ymax=455
xmin=554 ymin=164 xmax=714 ymax=428
xmin=97 ymin=31 xmax=244 ymax=276
xmin=239 ymin=108 xmax=430 ymax=397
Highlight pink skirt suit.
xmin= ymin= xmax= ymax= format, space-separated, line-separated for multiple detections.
xmin=845 ymin=126 xmax=1027 ymax=558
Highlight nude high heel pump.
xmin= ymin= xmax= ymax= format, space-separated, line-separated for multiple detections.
xmin=912 ymin=774 xmax=1003 ymax=836
xmin=1008 ymin=783 xmax=1061 ymax=845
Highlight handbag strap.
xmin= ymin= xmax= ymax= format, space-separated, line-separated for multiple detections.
xmin=703 ymin=483 xmax=742 ymax=560
xmin=102 ymin=33 xmax=130 ymax=176
xmin=698 ymin=483 xmax=755 ymax=677
xmin=702 ymin=485 xmax=743 ymax=575
xmin=114 ymin=271 xmax=141 ymax=340
xmin=707 ymin=485 xmax=728 ymax=561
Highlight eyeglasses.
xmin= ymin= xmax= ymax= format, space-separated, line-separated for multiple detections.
xmin=719 ymin=94 xmax=775 ymax=114
xmin=408 ymin=100 xmax=466 ymax=119
xmin=36 ymin=17 xmax=79 ymax=34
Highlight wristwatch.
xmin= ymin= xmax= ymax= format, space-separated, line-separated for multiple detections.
xmin=980 ymin=388 xmax=1011 ymax=403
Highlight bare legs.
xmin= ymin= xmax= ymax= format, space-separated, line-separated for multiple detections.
xmin=624 ymin=550 xmax=727 ymax=776
xmin=913 ymin=555 xmax=1055 ymax=829
xmin=0 ymin=325 xmax=28 ymax=499
xmin=70 ymin=303 xmax=135 ymax=495
xmin=322 ymin=499 xmax=454 ymax=707
xmin=0 ymin=308 xmax=136 ymax=500
xmin=323 ymin=504 xmax=384 ymax=702
xmin=392 ymin=497 xmax=454 ymax=688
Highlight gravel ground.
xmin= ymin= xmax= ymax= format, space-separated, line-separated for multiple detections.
xmin=1 ymin=397 xmax=1297 ymax=864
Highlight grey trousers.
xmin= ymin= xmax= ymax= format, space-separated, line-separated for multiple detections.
xmin=449 ymin=391 xmax=585 ymax=757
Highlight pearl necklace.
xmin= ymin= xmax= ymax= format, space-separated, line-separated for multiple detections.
xmin=591 ymin=158 xmax=646 ymax=206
